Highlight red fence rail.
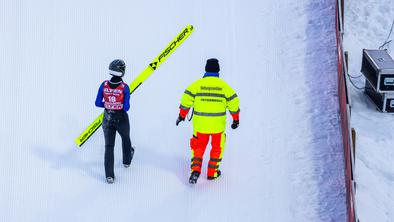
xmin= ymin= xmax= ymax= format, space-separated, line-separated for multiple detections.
xmin=335 ymin=0 xmax=357 ymax=221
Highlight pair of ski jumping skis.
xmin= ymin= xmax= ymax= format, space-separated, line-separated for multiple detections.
xmin=75 ymin=25 xmax=240 ymax=184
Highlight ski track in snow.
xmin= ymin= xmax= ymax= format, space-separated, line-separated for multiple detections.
xmin=0 ymin=0 xmax=346 ymax=221
xmin=344 ymin=0 xmax=394 ymax=221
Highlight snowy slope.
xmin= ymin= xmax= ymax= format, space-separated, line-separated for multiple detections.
xmin=0 ymin=0 xmax=346 ymax=221
xmin=344 ymin=1 xmax=394 ymax=221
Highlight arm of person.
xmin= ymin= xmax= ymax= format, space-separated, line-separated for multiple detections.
xmin=176 ymin=82 xmax=197 ymax=125
xmin=178 ymin=82 xmax=197 ymax=118
xmin=225 ymin=85 xmax=240 ymax=121
xmin=95 ymin=82 xmax=105 ymax=108
xmin=123 ymin=85 xmax=131 ymax=112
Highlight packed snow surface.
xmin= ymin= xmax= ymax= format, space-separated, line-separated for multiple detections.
xmin=344 ymin=0 xmax=394 ymax=221
xmin=0 ymin=0 xmax=346 ymax=221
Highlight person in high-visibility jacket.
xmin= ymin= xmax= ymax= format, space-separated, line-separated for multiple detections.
xmin=176 ymin=58 xmax=240 ymax=184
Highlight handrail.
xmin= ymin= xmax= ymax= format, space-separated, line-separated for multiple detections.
xmin=336 ymin=0 xmax=358 ymax=221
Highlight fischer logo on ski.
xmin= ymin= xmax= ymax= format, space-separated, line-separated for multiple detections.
xmin=149 ymin=62 xmax=158 ymax=70
xmin=157 ymin=27 xmax=192 ymax=62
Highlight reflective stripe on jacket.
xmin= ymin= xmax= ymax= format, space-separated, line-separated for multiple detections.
xmin=180 ymin=75 xmax=240 ymax=133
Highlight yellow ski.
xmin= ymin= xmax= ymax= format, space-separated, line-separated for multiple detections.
xmin=75 ymin=25 xmax=194 ymax=147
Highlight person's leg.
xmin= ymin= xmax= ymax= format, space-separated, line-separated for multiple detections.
xmin=207 ymin=132 xmax=226 ymax=179
xmin=190 ymin=132 xmax=209 ymax=173
xmin=117 ymin=112 xmax=133 ymax=165
xmin=103 ymin=113 xmax=117 ymax=179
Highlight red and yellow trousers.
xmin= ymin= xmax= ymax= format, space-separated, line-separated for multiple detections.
xmin=190 ymin=132 xmax=226 ymax=178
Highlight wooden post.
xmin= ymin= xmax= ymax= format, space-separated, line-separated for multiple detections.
xmin=341 ymin=0 xmax=345 ymax=28
xmin=351 ymin=128 xmax=356 ymax=160
xmin=345 ymin=51 xmax=349 ymax=72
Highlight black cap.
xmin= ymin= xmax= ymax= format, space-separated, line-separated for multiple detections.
xmin=205 ymin=58 xmax=220 ymax=73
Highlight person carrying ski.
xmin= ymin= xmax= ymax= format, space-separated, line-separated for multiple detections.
xmin=176 ymin=58 xmax=240 ymax=184
xmin=95 ymin=59 xmax=134 ymax=184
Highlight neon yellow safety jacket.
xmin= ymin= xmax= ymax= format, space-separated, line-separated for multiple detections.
xmin=180 ymin=76 xmax=240 ymax=134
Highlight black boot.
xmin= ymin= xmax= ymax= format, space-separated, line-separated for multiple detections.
xmin=207 ymin=170 xmax=221 ymax=180
xmin=123 ymin=147 xmax=135 ymax=168
xmin=189 ymin=171 xmax=200 ymax=184
xmin=106 ymin=176 xmax=115 ymax=184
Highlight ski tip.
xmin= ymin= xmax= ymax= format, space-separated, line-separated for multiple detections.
xmin=74 ymin=137 xmax=84 ymax=147
xmin=74 ymin=137 xmax=87 ymax=148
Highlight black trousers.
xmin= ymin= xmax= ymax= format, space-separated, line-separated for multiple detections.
xmin=102 ymin=109 xmax=134 ymax=178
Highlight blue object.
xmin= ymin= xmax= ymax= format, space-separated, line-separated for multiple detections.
xmin=203 ymin=72 xmax=219 ymax=78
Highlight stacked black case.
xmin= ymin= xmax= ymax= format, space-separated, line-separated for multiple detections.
xmin=361 ymin=49 xmax=394 ymax=112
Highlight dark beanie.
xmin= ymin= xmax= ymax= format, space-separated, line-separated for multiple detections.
xmin=205 ymin=58 xmax=220 ymax=73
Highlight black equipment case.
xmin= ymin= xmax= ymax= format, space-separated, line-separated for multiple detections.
xmin=365 ymin=80 xmax=394 ymax=112
xmin=361 ymin=49 xmax=394 ymax=93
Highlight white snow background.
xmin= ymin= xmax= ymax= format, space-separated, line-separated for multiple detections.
xmin=0 ymin=0 xmax=347 ymax=221
xmin=344 ymin=0 xmax=394 ymax=221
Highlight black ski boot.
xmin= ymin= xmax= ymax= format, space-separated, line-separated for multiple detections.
xmin=106 ymin=177 xmax=115 ymax=184
xmin=124 ymin=147 xmax=135 ymax=168
xmin=207 ymin=170 xmax=221 ymax=180
xmin=189 ymin=171 xmax=200 ymax=184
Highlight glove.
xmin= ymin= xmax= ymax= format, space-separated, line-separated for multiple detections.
xmin=176 ymin=115 xmax=185 ymax=126
xmin=231 ymin=120 xmax=239 ymax=129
